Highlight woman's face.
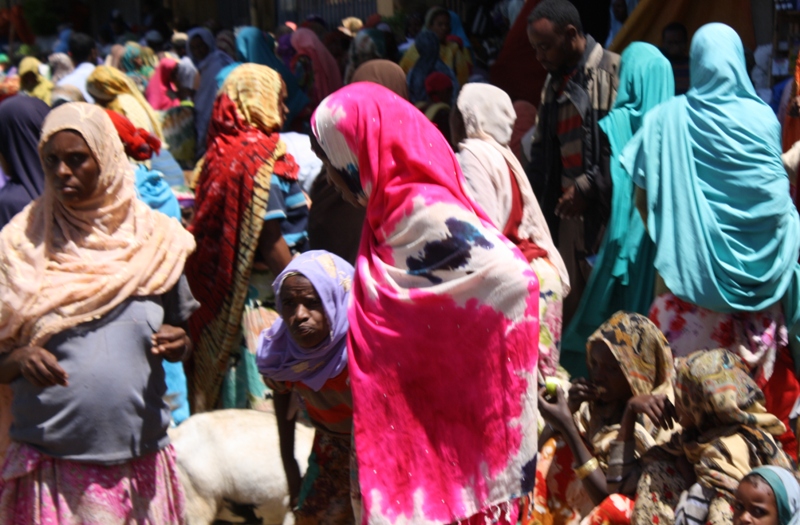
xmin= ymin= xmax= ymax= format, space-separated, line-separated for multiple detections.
xmin=430 ymin=13 xmax=451 ymax=43
xmin=325 ymin=163 xmax=362 ymax=207
xmin=310 ymin=135 xmax=364 ymax=208
xmin=733 ymin=477 xmax=779 ymax=525
xmin=21 ymin=71 xmax=38 ymax=92
xmin=41 ymin=130 xmax=100 ymax=205
xmin=189 ymin=36 xmax=210 ymax=62
xmin=588 ymin=340 xmax=632 ymax=403
xmin=280 ymin=274 xmax=330 ymax=349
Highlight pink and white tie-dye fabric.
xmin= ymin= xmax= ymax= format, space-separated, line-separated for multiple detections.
xmin=312 ymin=83 xmax=540 ymax=525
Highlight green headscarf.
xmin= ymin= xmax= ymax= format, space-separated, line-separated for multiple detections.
xmin=748 ymin=466 xmax=800 ymax=525
xmin=562 ymin=42 xmax=674 ymax=368
xmin=620 ymin=24 xmax=800 ymax=373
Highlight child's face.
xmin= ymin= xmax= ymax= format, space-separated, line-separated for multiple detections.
xmin=733 ymin=477 xmax=779 ymax=525
xmin=587 ymin=341 xmax=632 ymax=403
xmin=280 ymin=275 xmax=330 ymax=349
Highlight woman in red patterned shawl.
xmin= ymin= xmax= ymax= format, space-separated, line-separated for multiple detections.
xmin=185 ymin=64 xmax=306 ymax=415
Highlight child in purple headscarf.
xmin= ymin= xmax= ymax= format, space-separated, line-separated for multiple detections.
xmin=257 ymin=249 xmax=357 ymax=524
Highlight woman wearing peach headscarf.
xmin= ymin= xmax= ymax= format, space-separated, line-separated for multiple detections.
xmin=0 ymin=102 xmax=196 ymax=524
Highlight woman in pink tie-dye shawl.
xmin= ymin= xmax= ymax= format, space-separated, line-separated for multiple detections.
xmin=311 ymin=82 xmax=541 ymax=525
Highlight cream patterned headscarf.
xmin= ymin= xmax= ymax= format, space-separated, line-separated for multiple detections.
xmin=0 ymin=102 xmax=195 ymax=354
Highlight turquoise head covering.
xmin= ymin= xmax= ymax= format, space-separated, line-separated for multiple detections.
xmin=134 ymin=164 xmax=181 ymax=221
xmin=562 ymin=43 xmax=673 ymax=367
xmin=216 ymin=27 xmax=309 ymax=130
xmin=620 ymin=24 xmax=800 ymax=372
xmin=748 ymin=466 xmax=800 ymax=525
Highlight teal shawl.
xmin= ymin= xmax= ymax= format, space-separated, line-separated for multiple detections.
xmin=561 ymin=43 xmax=674 ymax=371
xmin=216 ymin=27 xmax=309 ymax=130
xmin=749 ymin=466 xmax=800 ymax=525
xmin=561 ymin=42 xmax=675 ymax=372
xmin=621 ymin=23 xmax=800 ymax=374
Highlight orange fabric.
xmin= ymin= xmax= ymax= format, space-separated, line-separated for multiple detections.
xmin=609 ymin=0 xmax=755 ymax=53
xmin=490 ymin=0 xmax=548 ymax=105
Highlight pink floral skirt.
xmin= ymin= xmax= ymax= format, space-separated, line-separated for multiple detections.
xmin=0 ymin=442 xmax=185 ymax=524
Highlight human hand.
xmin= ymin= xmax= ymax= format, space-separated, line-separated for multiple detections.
xmin=151 ymin=324 xmax=191 ymax=362
xmin=16 ymin=346 xmax=68 ymax=387
xmin=555 ymin=185 xmax=588 ymax=218
xmin=538 ymin=385 xmax=575 ymax=432
xmin=625 ymin=394 xmax=676 ymax=431
xmin=568 ymin=378 xmax=599 ymax=414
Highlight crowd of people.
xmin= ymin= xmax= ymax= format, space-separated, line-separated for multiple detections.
xmin=1 ymin=0 xmax=800 ymax=524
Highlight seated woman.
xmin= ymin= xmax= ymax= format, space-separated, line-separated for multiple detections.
xmin=733 ymin=467 xmax=800 ymax=525
xmin=452 ymin=83 xmax=569 ymax=378
xmin=257 ymin=250 xmax=355 ymax=524
xmin=0 ymin=102 xmax=196 ymax=523
xmin=533 ymin=312 xmax=677 ymax=525
xmin=634 ymin=348 xmax=794 ymax=525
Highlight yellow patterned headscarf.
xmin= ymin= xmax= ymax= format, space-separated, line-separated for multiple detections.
xmin=19 ymin=56 xmax=53 ymax=106
xmin=587 ymin=311 xmax=674 ymax=398
xmin=675 ymin=348 xmax=792 ymax=502
xmin=675 ymin=348 xmax=784 ymax=434
xmin=86 ymin=65 xmax=164 ymax=141
xmin=220 ymin=63 xmax=286 ymax=134
xmin=581 ymin=312 xmax=677 ymax=463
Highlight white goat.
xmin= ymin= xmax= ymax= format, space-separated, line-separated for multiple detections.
xmin=169 ymin=409 xmax=314 ymax=525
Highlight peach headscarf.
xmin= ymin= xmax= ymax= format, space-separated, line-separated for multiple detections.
xmin=0 ymin=102 xmax=195 ymax=355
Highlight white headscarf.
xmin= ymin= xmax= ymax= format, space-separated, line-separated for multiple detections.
xmin=455 ymin=83 xmax=569 ymax=294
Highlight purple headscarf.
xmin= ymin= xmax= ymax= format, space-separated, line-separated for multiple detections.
xmin=277 ymin=33 xmax=296 ymax=68
xmin=257 ymin=250 xmax=353 ymax=391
